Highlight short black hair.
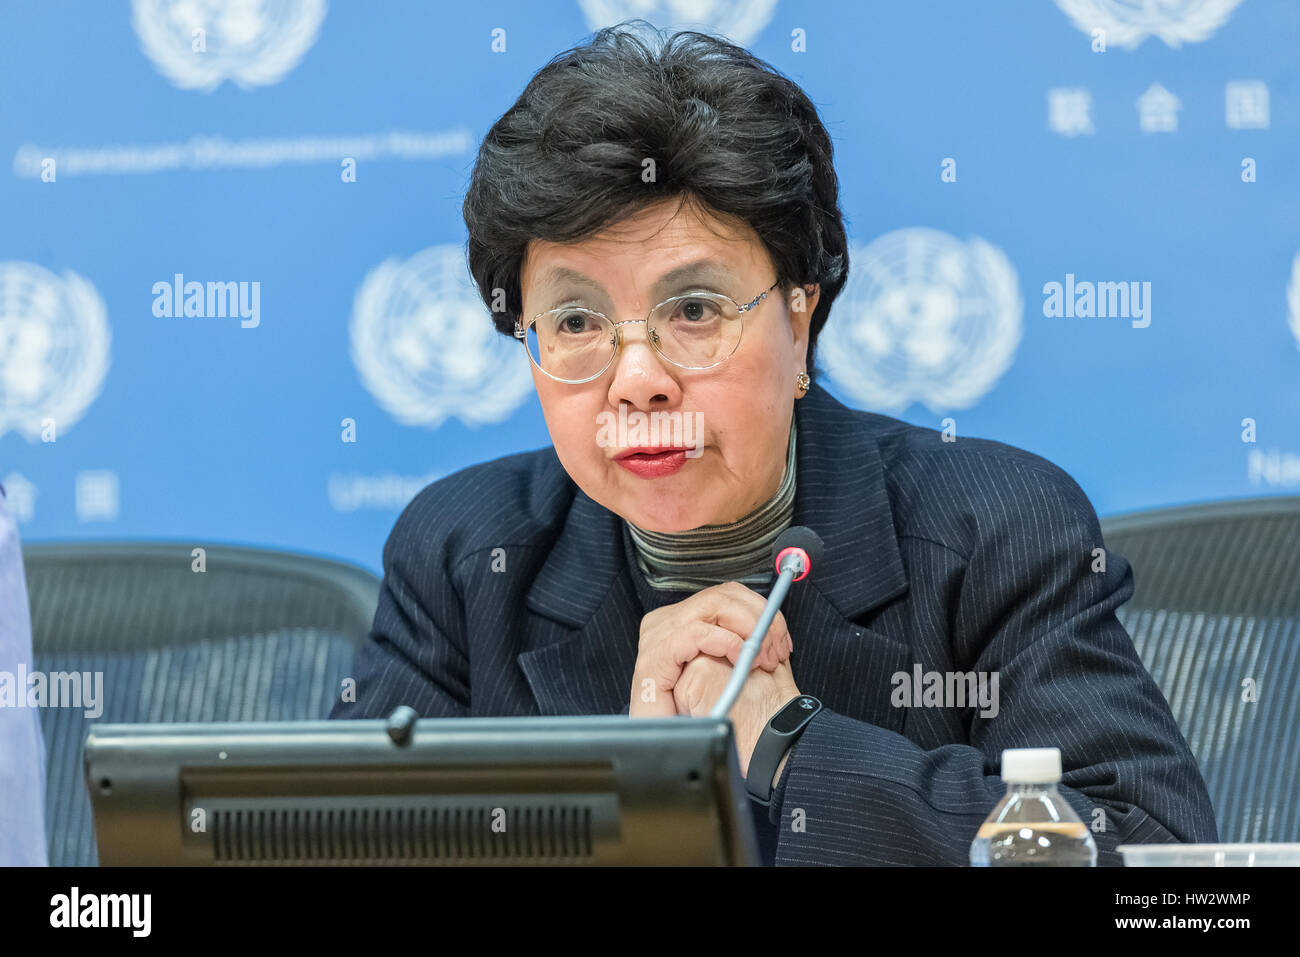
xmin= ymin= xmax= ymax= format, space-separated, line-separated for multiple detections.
xmin=462 ymin=19 xmax=848 ymax=384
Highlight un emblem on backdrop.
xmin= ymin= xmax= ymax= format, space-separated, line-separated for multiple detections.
xmin=132 ymin=0 xmax=327 ymax=92
xmin=350 ymin=246 xmax=534 ymax=430
xmin=819 ymin=229 xmax=1023 ymax=414
xmin=578 ymin=0 xmax=778 ymax=46
xmin=0 ymin=263 xmax=111 ymax=442
xmin=1054 ymin=0 xmax=1244 ymax=49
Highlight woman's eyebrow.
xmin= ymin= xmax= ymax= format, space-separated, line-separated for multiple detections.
xmin=537 ymin=266 xmax=606 ymax=295
xmin=650 ymin=260 xmax=735 ymax=298
xmin=537 ymin=259 xmax=737 ymax=301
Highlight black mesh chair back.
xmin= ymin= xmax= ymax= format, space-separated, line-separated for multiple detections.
xmin=1101 ymin=497 xmax=1300 ymax=843
xmin=23 ymin=542 xmax=379 ymax=865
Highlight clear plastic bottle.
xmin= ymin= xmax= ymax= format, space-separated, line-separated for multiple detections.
xmin=969 ymin=747 xmax=1097 ymax=866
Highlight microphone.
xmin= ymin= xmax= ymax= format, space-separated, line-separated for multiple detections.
xmin=708 ymin=526 xmax=825 ymax=719
xmin=771 ymin=525 xmax=824 ymax=583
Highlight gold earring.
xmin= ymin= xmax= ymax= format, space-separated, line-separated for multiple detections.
xmin=795 ymin=372 xmax=810 ymax=396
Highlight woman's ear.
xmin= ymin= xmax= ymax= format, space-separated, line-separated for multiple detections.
xmin=788 ymin=283 xmax=819 ymax=353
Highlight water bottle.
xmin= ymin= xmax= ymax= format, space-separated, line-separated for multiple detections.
xmin=970 ymin=747 xmax=1097 ymax=866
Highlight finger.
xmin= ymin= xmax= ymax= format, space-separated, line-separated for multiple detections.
xmin=729 ymin=611 xmax=792 ymax=672
xmin=690 ymin=623 xmax=750 ymax=663
xmin=756 ymin=621 xmax=790 ymax=670
xmin=677 ymin=582 xmax=765 ymax=637
xmin=647 ymin=620 xmax=744 ymax=692
xmin=729 ymin=633 xmax=778 ymax=671
xmin=686 ymin=615 xmax=783 ymax=673
xmin=688 ymin=583 xmax=792 ymax=660
xmin=675 ymin=654 xmax=731 ymax=716
xmin=629 ymin=667 xmax=678 ymax=718
xmin=762 ymin=610 xmax=793 ymax=668
xmin=667 ymin=619 xmax=746 ymax=672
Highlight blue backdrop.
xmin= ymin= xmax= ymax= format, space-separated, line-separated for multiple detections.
xmin=3 ymin=0 xmax=1297 ymax=576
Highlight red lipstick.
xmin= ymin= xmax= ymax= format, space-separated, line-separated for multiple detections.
xmin=614 ymin=447 xmax=690 ymax=479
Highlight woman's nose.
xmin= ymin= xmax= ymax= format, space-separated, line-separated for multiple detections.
xmin=607 ymin=320 xmax=681 ymax=406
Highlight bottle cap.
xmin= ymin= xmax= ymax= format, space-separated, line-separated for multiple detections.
xmin=1001 ymin=747 xmax=1062 ymax=784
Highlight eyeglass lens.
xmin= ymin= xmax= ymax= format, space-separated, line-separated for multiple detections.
xmin=523 ymin=293 xmax=743 ymax=380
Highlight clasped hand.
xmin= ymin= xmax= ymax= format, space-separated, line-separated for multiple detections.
xmin=629 ymin=581 xmax=800 ymax=784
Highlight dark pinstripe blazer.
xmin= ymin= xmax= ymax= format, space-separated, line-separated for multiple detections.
xmin=331 ymin=382 xmax=1218 ymax=865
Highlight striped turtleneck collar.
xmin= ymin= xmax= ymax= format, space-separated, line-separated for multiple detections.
xmin=625 ymin=418 xmax=797 ymax=592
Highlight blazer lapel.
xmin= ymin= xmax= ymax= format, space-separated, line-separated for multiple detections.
xmin=517 ymin=488 xmax=642 ymax=715
xmin=789 ymin=384 xmax=909 ymax=618
xmin=781 ymin=384 xmax=912 ymax=731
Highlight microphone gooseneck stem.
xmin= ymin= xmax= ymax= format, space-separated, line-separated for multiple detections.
xmin=708 ymin=562 xmax=799 ymax=720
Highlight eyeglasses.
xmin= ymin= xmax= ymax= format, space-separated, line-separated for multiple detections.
xmin=514 ymin=278 xmax=782 ymax=384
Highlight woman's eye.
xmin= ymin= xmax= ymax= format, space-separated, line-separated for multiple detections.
xmin=676 ymin=298 xmax=718 ymax=322
xmin=557 ymin=312 xmax=590 ymax=334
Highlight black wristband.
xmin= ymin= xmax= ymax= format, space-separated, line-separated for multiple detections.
xmin=745 ymin=694 xmax=822 ymax=806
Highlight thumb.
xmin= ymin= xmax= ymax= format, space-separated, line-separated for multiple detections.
xmin=628 ymin=672 xmax=676 ymax=718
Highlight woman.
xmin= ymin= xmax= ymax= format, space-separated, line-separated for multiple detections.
xmin=332 ymin=21 xmax=1216 ymax=865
